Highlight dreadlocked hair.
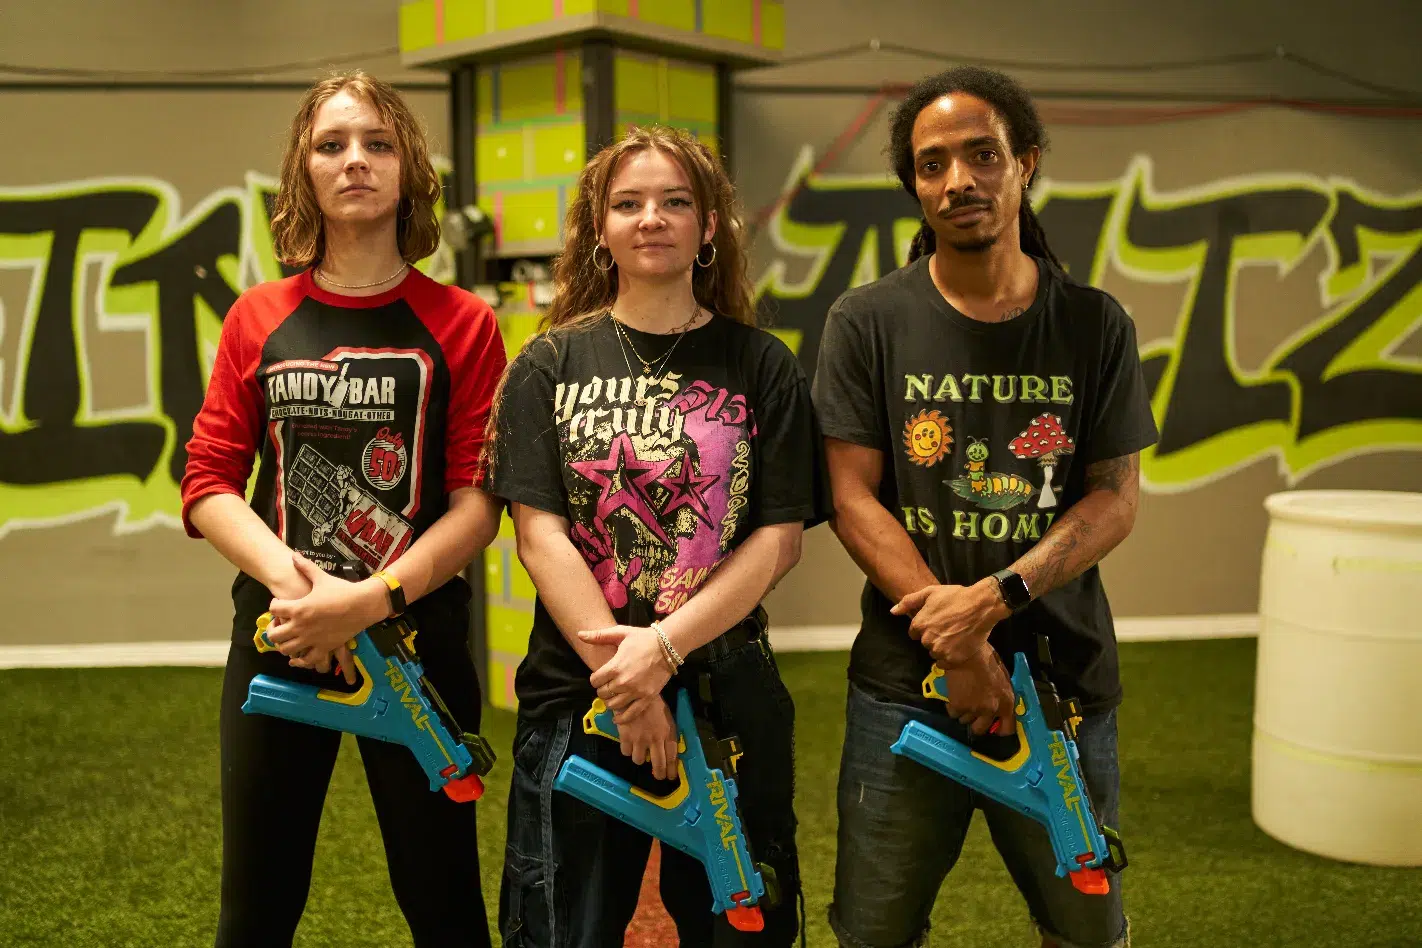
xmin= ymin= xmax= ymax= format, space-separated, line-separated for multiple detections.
xmin=888 ymin=66 xmax=1063 ymax=271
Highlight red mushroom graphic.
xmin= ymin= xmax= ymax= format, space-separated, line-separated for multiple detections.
xmin=1009 ymin=414 xmax=1076 ymax=509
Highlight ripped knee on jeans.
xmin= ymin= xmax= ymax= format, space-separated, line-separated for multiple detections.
xmin=1036 ymin=913 xmax=1130 ymax=948
xmin=826 ymin=901 xmax=929 ymax=948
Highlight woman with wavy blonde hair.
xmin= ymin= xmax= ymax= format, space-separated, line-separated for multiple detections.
xmin=181 ymin=70 xmax=506 ymax=946
xmin=486 ymin=124 xmax=828 ymax=946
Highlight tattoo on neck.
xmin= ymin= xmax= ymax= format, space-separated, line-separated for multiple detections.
xmin=999 ymin=307 xmax=1025 ymax=323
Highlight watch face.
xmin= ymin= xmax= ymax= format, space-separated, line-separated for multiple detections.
xmin=996 ymin=570 xmax=1029 ymax=610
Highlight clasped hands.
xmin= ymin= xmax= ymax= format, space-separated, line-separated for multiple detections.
xmin=892 ymin=578 xmax=1018 ymax=737
xmin=259 ymin=553 xmax=392 ymax=686
xmin=578 ymin=624 xmax=680 ymax=781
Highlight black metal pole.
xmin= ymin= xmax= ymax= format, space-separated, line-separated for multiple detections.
xmin=716 ymin=61 xmax=735 ymax=178
xmin=450 ymin=63 xmax=480 ymax=289
xmin=450 ymin=62 xmax=490 ymax=701
xmin=582 ymin=39 xmax=616 ymax=157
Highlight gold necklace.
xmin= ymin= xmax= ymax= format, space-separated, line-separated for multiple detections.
xmin=612 ymin=298 xmax=701 ymax=368
xmin=611 ymin=301 xmax=701 ymax=406
xmin=616 ymin=321 xmax=682 ymax=377
xmin=315 ymin=261 xmax=409 ymax=289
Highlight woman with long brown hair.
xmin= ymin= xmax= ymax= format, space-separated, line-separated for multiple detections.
xmin=180 ymin=71 xmax=506 ymax=946
xmin=486 ymin=125 xmax=828 ymax=946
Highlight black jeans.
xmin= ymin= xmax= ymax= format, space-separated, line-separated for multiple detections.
xmin=215 ymin=621 xmax=491 ymax=948
xmin=498 ymin=635 xmax=802 ymax=948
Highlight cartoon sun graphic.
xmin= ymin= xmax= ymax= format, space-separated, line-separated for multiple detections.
xmin=903 ymin=409 xmax=953 ymax=467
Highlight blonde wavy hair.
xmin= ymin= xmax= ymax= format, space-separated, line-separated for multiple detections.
xmin=541 ymin=125 xmax=757 ymax=332
xmin=270 ymin=71 xmax=442 ymax=269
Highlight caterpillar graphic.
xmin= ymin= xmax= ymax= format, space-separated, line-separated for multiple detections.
xmin=946 ymin=439 xmax=1035 ymax=510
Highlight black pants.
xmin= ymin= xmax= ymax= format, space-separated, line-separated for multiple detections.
xmin=216 ymin=620 xmax=491 ymax=947
xmin=499 ymin=634 xmax=802 ymax=948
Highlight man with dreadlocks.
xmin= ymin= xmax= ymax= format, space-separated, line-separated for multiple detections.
xmin=811 ymin=66 xmax=1158 ymax=948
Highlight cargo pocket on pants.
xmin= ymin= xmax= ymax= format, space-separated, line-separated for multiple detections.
xmin=500 ymin=845 xmax=551 ymax=948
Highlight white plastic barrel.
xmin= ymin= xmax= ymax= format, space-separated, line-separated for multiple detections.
xmin=1251 ymin=489 xmax=1422 ymax=866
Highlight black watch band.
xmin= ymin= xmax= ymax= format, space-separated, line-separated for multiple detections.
xmin=991 ymin=568 xmax=1031 ymax=613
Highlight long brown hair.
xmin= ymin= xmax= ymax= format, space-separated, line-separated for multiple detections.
xmin=542 ymin=125 xmax=757 ymax=332
xmin=270 ymin=70 xmax=442 ymax=270
xmin=477 ymin=126 xmax=757 ymax=487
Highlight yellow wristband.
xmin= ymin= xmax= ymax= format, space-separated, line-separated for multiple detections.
xmin=372 ymin=570 xmax=406 ymax=616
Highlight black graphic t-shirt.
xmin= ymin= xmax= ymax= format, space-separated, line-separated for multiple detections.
xmin=812 ymin=254 xmax=1158 ymax=713
xmin=488 ymin=313 xmax=830 ymax=719
xmin=181 ymin=268 xmax=508 ymax=642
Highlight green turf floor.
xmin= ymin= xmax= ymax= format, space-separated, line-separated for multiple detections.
xmin=1 ymin=639 xmax=1417 ymax=946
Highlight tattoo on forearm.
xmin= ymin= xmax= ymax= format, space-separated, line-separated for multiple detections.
xmin=1026 ymin=507 xmax=1097 ymax=597
xmin=1016 ymin=453 xmax=1140 ymax=598
xmin=1084 ymin=453 xmax=1138 ymax=494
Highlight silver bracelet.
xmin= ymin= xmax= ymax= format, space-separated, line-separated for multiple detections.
xmin=651 ymin=621 xmax=684 ymax=669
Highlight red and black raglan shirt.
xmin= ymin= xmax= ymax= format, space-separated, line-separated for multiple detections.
xmin=180 ymin=268 xmax=507 ymax=643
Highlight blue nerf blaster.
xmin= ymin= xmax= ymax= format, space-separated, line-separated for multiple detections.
xmin=243 ymin=610 xmax=496 ymax=803
xmin=552 ymin=688 xmax=778 ymax=932
xmin=890 ymin=649 xmax=1127 ymax=895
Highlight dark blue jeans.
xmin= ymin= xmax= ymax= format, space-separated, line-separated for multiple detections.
xmin=829 ymin=681 xmax=1128 ymax=948
xmin=498 ymin=637 xmax=802 ymax=947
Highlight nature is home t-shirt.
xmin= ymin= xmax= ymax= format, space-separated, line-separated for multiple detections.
xmin=811 ymin=254 xmax=1159 ymax=713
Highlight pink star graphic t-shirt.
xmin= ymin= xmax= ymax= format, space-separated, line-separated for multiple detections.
xmin=487 ymin=313 xmax=830 ymax=718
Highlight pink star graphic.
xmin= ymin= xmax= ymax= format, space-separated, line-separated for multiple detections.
xmin=569 ymin=432 xmax=674 ymax=544
xmin=661 ymin=453 xmax=720 ymax=528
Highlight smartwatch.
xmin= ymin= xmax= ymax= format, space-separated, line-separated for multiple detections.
xmin=372 ymin=570 xmax=406 ymax=617
xmin=991 ymin=568 xmax=1031 ymax=613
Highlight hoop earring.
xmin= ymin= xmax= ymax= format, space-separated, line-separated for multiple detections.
xmin=695 ymin=242 xmax=717 ymax=267
xmin=591 ymin=245 xmax=615 ymax=273
xmin=400 ymin=199 xmax=414 ymax=220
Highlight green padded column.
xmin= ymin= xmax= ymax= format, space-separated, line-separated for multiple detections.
xmin=475 ymin=49 xmax=587 ymax=258
xmin=612 ymin=49 xmax=718 ymax=155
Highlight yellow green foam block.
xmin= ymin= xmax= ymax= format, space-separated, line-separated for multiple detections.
xmin=401 ymin=0 xmax=786 ymax=53
xmin=398 ymin=0 xmax=437 ymax=52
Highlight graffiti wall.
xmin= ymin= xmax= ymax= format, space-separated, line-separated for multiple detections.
xmin=738 ymin=98 xmax=1422 ymax=625
xmin=754 ymin=149 xmax=1422 ymax=492
xmin=2 ymin=102 xmax=1419 ymax=648
xmin=0 ymin=172 xmax=453 ymax=542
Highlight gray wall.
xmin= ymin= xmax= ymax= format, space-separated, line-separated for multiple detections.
xmin=1 ymin=0 xmax=1418 ymax=645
